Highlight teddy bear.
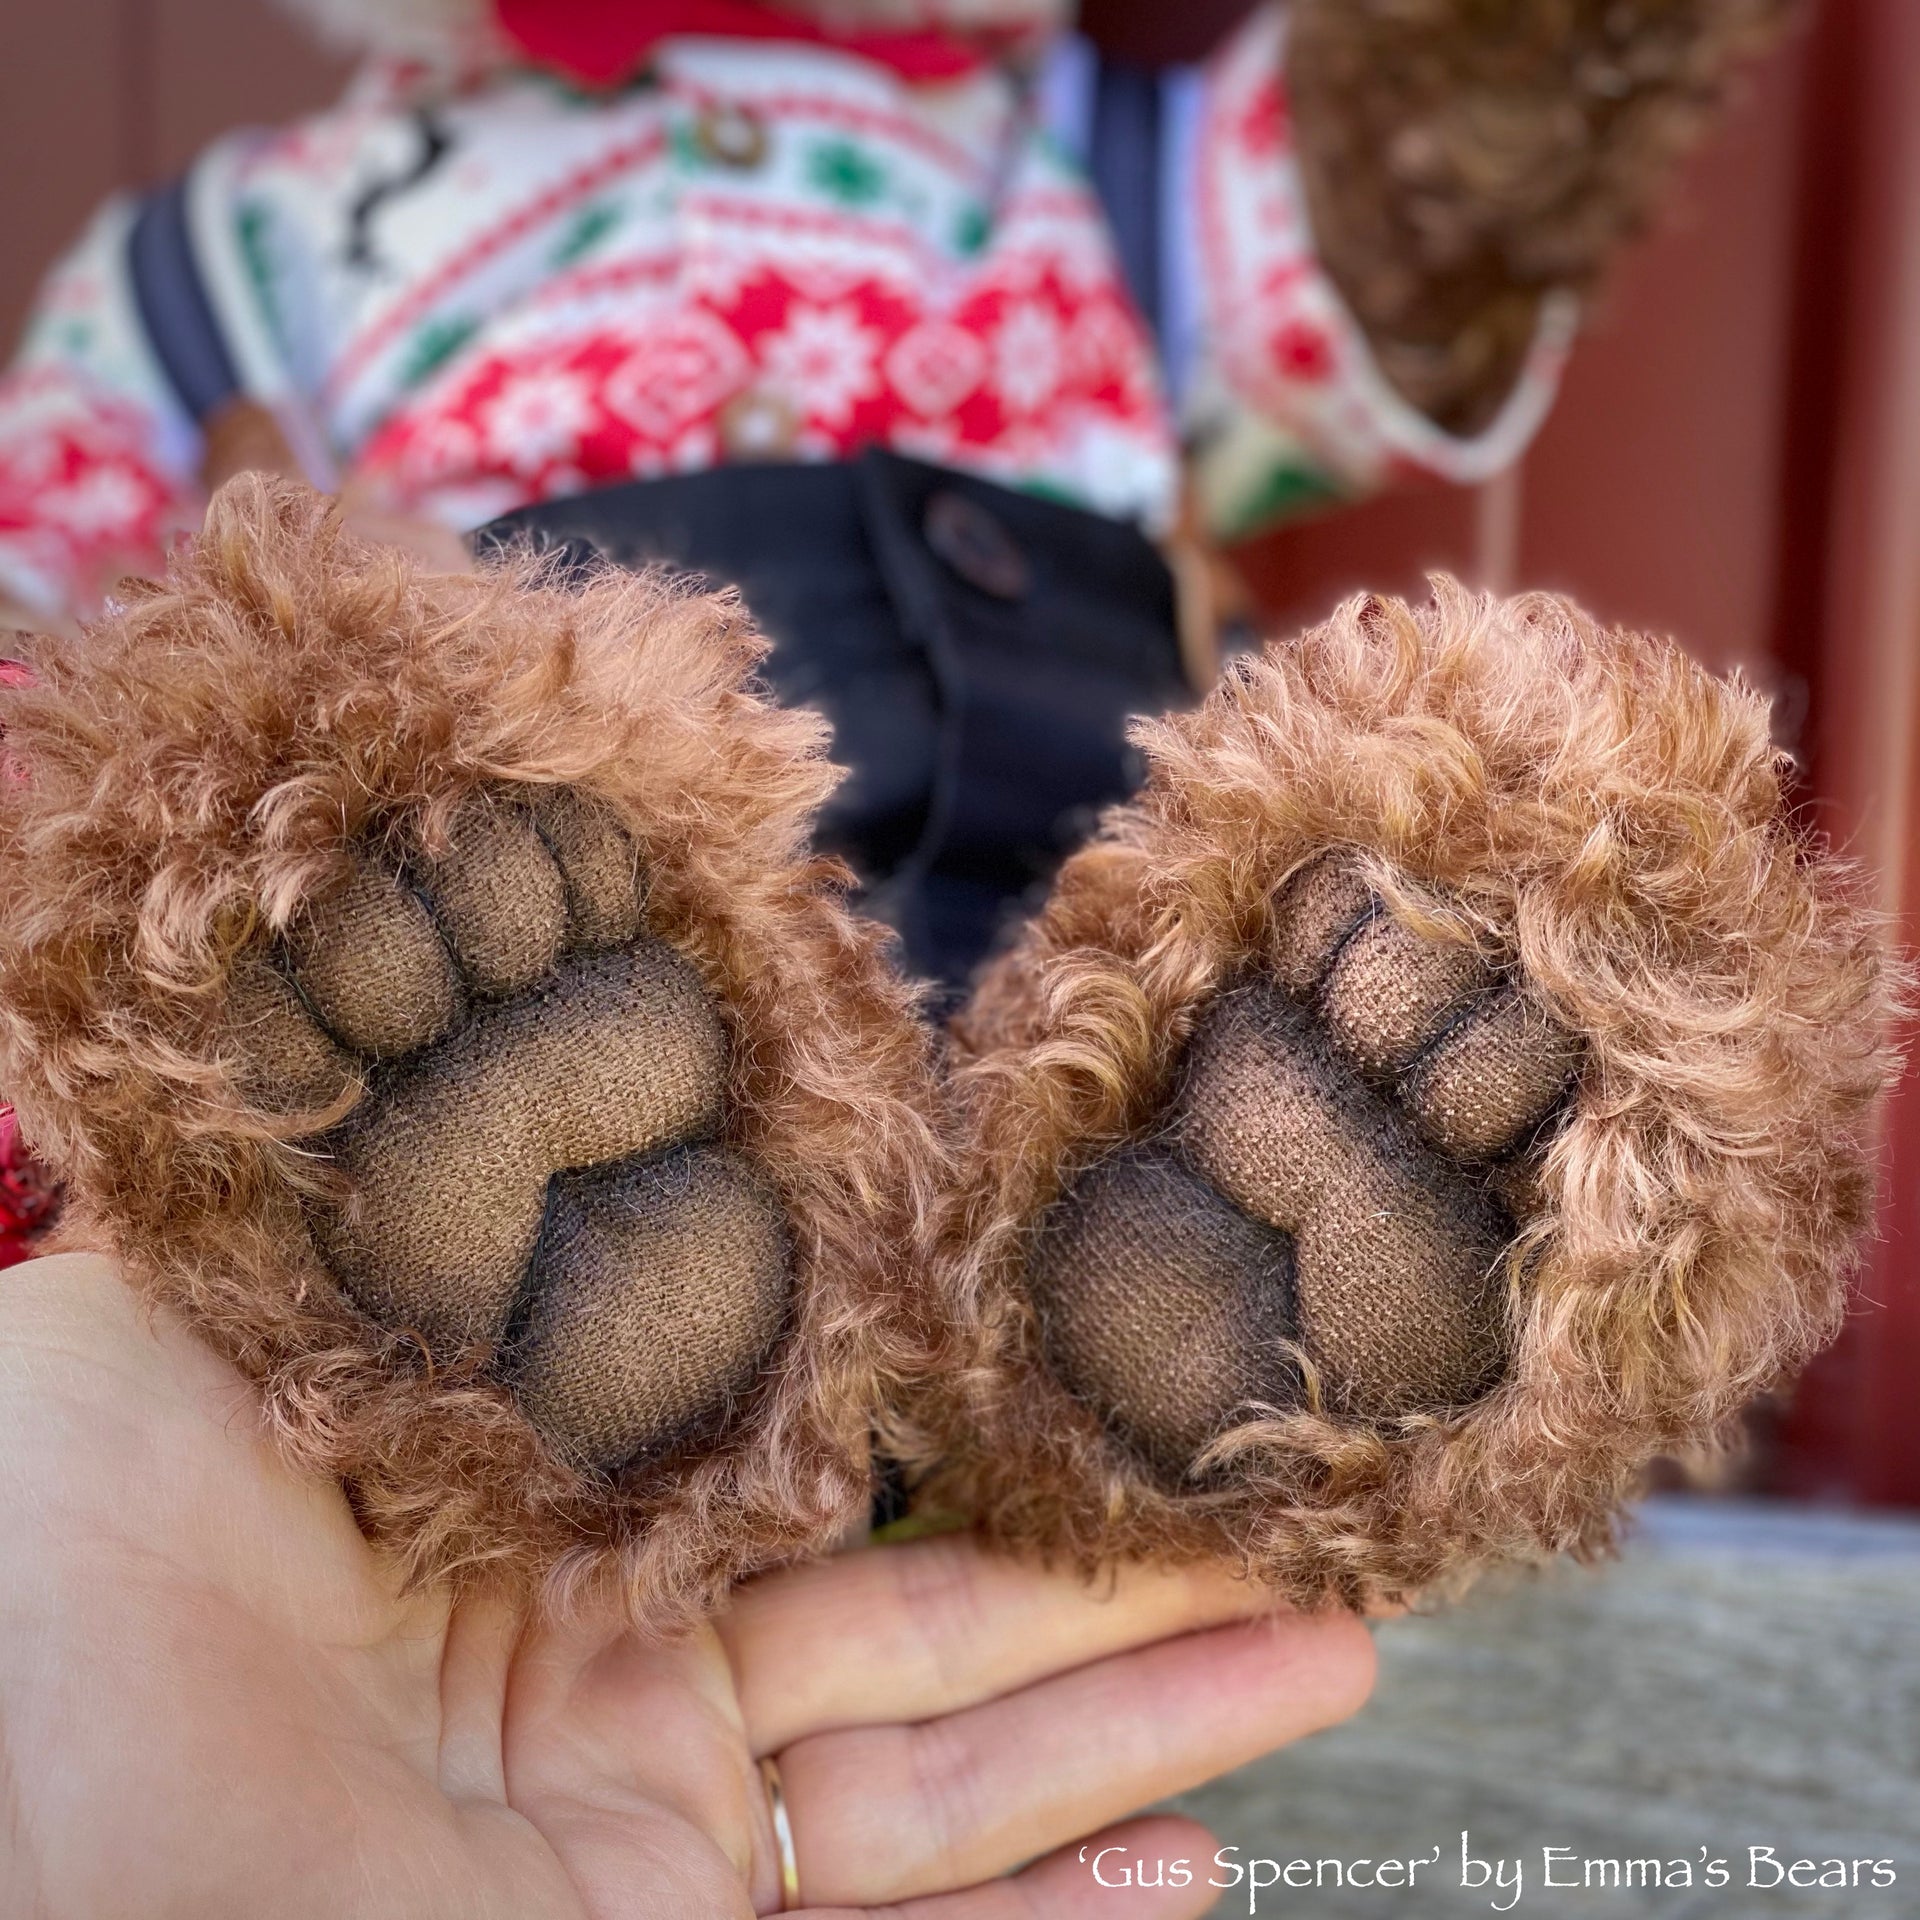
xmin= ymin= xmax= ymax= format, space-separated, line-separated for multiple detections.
xmin=0 ymin=0 xmax=1891 ymax=1627
xmin=0 ymin=475 xmax=1895 ymax=1629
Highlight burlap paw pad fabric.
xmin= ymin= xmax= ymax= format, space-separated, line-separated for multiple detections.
xmin=909 ymin=582 xmax=1900 ymax=1610
xmin=270 ymin=793 xmax=790 ymax=1476
xmin=1028 ymin=861 xmax=1578 ymax=1477
xmin=0 ymin=478 xmax=942 ymax=1628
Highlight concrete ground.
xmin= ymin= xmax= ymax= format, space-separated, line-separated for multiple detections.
xmin=1168 ymin=1499 xmax=1920 ymax=1920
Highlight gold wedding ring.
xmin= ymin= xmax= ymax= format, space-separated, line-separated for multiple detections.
xmin=759 ymin=1753 xmax=801 ymax=1912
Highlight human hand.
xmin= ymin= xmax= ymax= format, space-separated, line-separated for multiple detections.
xmin=0 ymin=1253 xmax=1375 ymax=1919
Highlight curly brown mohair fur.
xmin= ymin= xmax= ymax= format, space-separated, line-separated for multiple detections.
xmin=904 ymin=579 xmax=1900 ymax=1611
xmin=0 ymin=476 xmax=946 ymax=1631
xmin=1289 ymin=0 xmax=1795 ymax=433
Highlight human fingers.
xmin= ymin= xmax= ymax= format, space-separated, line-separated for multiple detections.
xmin=774 ymin=1608 xmax=1374 ymax=1907
xmin=502 ymin=1602 xmax=773 ymax=1918
xmin=720 ymin=1532 xmax=1282 ymax=1754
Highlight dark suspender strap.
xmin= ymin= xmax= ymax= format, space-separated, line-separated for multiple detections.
xmin=1087 ymin=58 xmax=1165 ymax=352
xmin=126 ymin=176 xmax=243 ymax=428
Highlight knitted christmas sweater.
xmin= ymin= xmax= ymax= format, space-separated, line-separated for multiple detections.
xmin=0 ymin=3 xmax=1573 ymax=623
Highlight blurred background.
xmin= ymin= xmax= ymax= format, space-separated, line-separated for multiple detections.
xmin=3 ymin=0 xmax=1916 ymax=1909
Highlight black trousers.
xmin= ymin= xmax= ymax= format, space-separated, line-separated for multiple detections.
xmin=477 ymin=451 xmax=1190 ymax=990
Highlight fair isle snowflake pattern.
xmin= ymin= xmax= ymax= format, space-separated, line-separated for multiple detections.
xmin=350 ymin=41 xmax=1179 ymax=507
xmin=758 ymin=300 xmax=885 ymax=429
xmin=362 ymin=247 xmax=1165 ymax=512
xmin=603 ymin=309 xmax=752 ymax=442
xmin=318 ymin=33 xmax=1182 ymax=526
xmin=885 ymin=320 xmax=987 ymax=419
xmin=992 ymin=299 xmax=1067 ymax=417
xmin=476 ymin=364 xmax=603 ymax=473
xmin=0 ymin=370 xmax=185 ymax=618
